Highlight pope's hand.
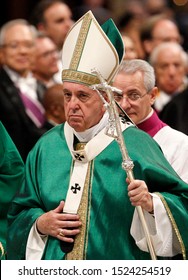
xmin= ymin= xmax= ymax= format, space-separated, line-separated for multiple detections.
xmin=126 ymin=178 xmax=153 ymax=213
xmin=36 ymin=201 xmax=82 ymax=242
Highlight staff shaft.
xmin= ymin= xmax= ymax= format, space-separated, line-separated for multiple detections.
xmin=112 ymin=98 xmax=157 ymax=260
xmin=91 ymin=69 xmax=157 ymax=260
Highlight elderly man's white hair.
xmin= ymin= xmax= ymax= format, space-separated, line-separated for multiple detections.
xmin=149 ymin=41 xmax=188 ymax=69
xmin=116 ymin=59 xmax=156 ymax=92
xmin=0 ymin=19 xmax=37 ymax=46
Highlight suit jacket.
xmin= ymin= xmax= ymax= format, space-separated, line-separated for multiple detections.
xmin=0 ymin=68 xmax=47 ymax=161
xmin=42 ymin=121 xmax=55 ymax=131
xmin=159 ymin=88 xmax=188 ymax=136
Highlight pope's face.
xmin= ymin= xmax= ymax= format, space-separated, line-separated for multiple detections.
xmin=63 ymin=82 xmax=105 ymax=132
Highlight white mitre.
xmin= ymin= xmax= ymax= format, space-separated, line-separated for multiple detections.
xmin=61 ymin=10 xmax=124 ymax=85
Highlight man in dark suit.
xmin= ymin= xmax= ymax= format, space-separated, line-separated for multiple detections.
xmin=159 ymin=87 xmax=188 ymax=135
xmin=0 ymin=19 xmax=47 ymax=161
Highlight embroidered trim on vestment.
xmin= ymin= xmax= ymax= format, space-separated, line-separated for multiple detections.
xmin=0 ymin=242 xmax=4 ymax=258
xmin=156 ymin=192 xmax=186 ymax=259
xmin=66 ymin=161 xmax=93 ymax=259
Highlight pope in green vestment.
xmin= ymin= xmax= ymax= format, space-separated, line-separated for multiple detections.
xmin=6 ymin=9 xmax=188 ymax=261
xmin=6 ymin=121 xmax=188 ymax=260
xmin=0 ymin=121 xmax=24 ymax=259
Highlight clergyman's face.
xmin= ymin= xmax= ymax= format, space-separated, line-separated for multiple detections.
xmin=63 ymin=82 xmax=105 ymax=132
xmin=113 ymin=72 xmax=156 ymax=124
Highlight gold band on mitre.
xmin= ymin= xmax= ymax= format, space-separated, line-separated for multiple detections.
xmin=62 ymin=69 xmax=100 ymax=86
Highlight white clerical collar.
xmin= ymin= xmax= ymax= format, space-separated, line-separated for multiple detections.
xmin=64 ymin=113 xmax=133 ymax=163
xmin=73 ymin=111 xmax=109 ymax=142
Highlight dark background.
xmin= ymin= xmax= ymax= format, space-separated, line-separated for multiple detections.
xmin=0 ymin=0 xmax=181 ymax=27
xmin=0 ymin=0 xmax=81 ymax=26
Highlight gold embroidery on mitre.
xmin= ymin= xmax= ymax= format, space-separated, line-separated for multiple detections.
xmin=66 ymin=161 xmax=93 ymax=260
xmin=70 ymin=12 xmax=91 ymax=70
xmin=62 ymin=69 xmax=100 ymax=85
xmin=156 ymin=192 xmax=186 ymax=259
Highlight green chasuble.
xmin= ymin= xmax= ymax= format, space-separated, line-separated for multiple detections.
xmin=0 ymin=121 xmax=24 ymax=259
xmin=6 ymin=122 xmax=188 ymax=260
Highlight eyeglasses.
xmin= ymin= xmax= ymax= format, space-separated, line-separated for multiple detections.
xmin=39 ymin=49 xmax=58 ymax=59
xmin=151 ymin=36 xmax=183 ymax=45
xmin=113 ymin=91 xmax=149 ymax=102
xmin=1 ymin=41 xmax=35 ymax=50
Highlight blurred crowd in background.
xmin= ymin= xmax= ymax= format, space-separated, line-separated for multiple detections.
xmin=1 ymin=0 xmax=188 ymax=161
xmin=1 ymin=1 xmax=188 ymax=42
xmin=1 ymin=0 xmax=188 ymax=261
